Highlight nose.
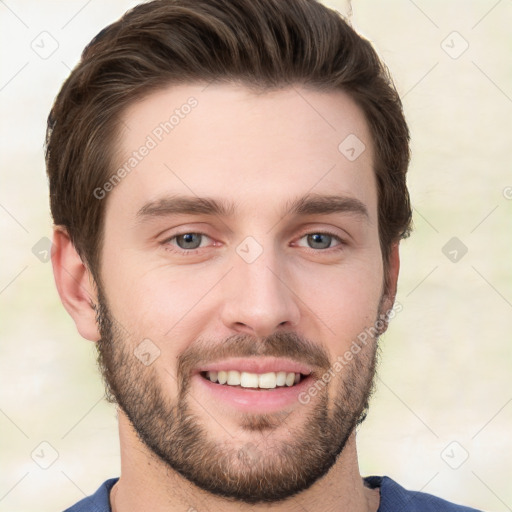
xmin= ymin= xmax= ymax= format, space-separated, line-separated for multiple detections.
xmin=220 ymin=248 xmax=301 ymax=338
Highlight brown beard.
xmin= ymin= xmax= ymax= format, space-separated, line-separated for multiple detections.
xmin=93 ymin=288 xmax=383 ymax=504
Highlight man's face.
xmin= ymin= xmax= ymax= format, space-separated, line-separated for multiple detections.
xmin=94 ymin=84 xmax=392 ymax=503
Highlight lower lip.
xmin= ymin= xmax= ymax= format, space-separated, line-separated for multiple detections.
xmin=193 ymin=373 xmax=314 ymax=414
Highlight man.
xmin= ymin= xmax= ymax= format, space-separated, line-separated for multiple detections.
xmin=46 ymin=0 xmax=482 ymax=510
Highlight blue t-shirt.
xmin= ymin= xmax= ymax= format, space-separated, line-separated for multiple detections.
xmin=63 ymin=476 xmax=483 ymax=511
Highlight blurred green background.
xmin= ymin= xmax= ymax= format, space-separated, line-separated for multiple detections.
xmin=1 ymin=1 xmax=511 ymax=511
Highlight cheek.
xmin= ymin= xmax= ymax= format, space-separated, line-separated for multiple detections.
xmin=100 ymin=261 xmax=217 ymax=362
xmin=299 ymin=256 xmax=384 ymax=354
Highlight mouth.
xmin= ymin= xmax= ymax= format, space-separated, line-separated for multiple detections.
xmin=199 ymin=370 xmax=310 ymax=389
xmin=192 ymin=358 xmax=316 ymax=414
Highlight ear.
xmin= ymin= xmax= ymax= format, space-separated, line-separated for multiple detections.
xmin=380 ymin=241 xmax=400 ymax=324
xmin=51 ymin=227 xmax=101 ymax=342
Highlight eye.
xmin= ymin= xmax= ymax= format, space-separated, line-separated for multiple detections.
xmin=162 ymin=232 xmax=213 ymax=254
xmin=174 ymin=233 xmax=204 ymax=250
xmin=296 ymin=231 xmax=344 ymax=250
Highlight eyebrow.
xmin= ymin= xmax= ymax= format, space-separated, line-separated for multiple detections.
xmin=135 ymin=193 xmax=369 ymax=223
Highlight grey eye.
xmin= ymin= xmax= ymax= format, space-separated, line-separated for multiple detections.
xmin=176 ymin=233 xmax=203 ymax=249
xmin=306 ymin=233 xmax=334 ymax=249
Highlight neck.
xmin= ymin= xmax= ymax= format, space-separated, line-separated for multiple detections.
xmin=111 ymin=409 xmax=379 ymax=512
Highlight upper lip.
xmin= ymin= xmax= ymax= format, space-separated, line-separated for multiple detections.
xmin=195 ymin=357 xmax=313 ymax=376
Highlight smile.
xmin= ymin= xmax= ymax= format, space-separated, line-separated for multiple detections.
xmin=201 ymin=370 xmax=308 ymax=389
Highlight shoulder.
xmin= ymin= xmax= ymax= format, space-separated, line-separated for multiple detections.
xmin=365 ymin=475 xmax=483 ymax=512
xmin=62 ymin=478 xmax=118 ymax=512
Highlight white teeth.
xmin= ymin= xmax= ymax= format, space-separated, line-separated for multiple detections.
xmin=276 ymin=371 xmax=287 ymax=386
xmin=258 ymin=372 xmax=277 ymax=389
xmin=285 ymin=372 xmax=295 ymax=387
xmin=240 ymin=372 xmax=259 ymax=388
xmin=227 ymin=370 xmax=241 ymax=385
xmin=204 ymin=370 xmax=306 ymax=388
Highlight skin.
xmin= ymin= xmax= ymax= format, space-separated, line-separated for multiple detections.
xmin=52 ymin=83 xmax=400 ymax=512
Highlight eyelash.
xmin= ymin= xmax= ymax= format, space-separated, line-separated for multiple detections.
xmin=161 ymin=230 xmax=346 ymax=256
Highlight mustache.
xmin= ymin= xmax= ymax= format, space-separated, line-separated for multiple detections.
xmin=177 ymin=331 xmax=331 ymax=385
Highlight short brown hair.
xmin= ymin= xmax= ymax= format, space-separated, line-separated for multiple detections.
xmin=46 ymin=0 xmax=412 ymax=288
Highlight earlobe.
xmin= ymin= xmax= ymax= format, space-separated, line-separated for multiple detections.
xmin=51 ymin=227 xmax=101 ymax=342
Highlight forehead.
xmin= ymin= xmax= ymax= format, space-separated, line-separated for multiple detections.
xmin=109 ymin=83 xmax=376 ymax=222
